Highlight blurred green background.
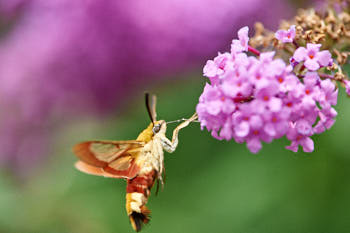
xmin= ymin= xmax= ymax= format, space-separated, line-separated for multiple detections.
xmin=0 ymin=1 xmax=349 ymax=233
xmin=1 ymin=74 xmax=350 ymax=233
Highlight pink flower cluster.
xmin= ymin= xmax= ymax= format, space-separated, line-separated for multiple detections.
xmin=197 ymin=26 xmax=337 ymax=153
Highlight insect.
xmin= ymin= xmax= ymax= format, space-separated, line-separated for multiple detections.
xmin=73 ymin=93 xmax=197 ymax=231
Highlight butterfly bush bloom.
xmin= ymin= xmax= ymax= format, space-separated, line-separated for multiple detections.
xmin=197 ymin=26 xmax=338 ymax=153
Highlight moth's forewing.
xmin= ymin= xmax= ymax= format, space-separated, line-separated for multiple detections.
xmin=75 ymin=161 xmax=121 ymax=178
xmin=73 ymin=140 xmax=145 ymax=179
xmin=73 ymin=140 xmax=144 ymax=166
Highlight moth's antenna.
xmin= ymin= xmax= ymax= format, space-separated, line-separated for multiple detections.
xmin=151 ymin=94 xmax=157 ymax=121
xmin=145 ymin=93 xmax=156 ymax=124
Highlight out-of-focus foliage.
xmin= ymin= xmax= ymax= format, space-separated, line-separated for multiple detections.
xmin=0 ymin=71 xmax=349 ymax=233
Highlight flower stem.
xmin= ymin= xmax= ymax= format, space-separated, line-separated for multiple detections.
xmin=318 ymin=73 xmax=335 ymax=80
xmin=292 ymin=40 xmax=299 ymax=48
xmin=248 ymin=46 xmax=260 ymax=56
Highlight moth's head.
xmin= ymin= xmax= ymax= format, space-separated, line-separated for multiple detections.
xmin=152 ymin=120 xmax=166 ymax=135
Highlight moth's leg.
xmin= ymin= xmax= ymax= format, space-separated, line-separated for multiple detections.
xmin=155 ymin=141 xmax=164 ymax=186
xmin=161 ymin=113 xmax=197 ymax=153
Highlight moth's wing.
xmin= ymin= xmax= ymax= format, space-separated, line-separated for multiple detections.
xmin=73 ymin=140 xmax=143 ymax=166
xmin=73 ymin=140 xmax=145 ymax=179
xmin=75 ymin=161 xmax=121 ymax=178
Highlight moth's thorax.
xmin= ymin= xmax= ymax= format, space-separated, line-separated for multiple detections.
xmin=135 ymin=120 xmax=167 ymax=176
xmin=136 ymin=123 xmax=153 ymax=142
xmin=136 ymin=120 xmax=166 ymax=143
xmin=138 ymin=136 xmax=164 ymax=176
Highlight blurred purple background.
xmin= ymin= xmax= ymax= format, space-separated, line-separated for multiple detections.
xmin=0 ymin=0 xmax=293 ymax=174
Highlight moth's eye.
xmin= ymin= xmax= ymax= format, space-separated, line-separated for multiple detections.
xmin=153 ymin=124 xmax=161 ymax=134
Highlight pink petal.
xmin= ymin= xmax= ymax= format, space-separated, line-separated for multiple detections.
xmin=306 ymin=43 xmax=321 ymax=51
xmin=209 ymin=76 xmax=220 ymax=85
xmin=316 ymin=50 xmax=332 ymax=67
xmin=211 ymin=130 xmax=221 ymax=140
xmin=301 ymin=137 xmax=314 ymax=152
xmin=282 ymin=37 xmax=293 ymax=43
xmin=304 ymin=72 xmax=319 ymax=86
xmin=260 ymin=51 xmax=276 ymax=63
xmin=330 ymin=89 xmax=338 ymax=105
xmin=329 ymin=107 xmax=338 ymax=118
xmin=221 ymin=81 xmax=237 ymax=98
xmin=313 ymin=121 xmax=325 ymax=134
xmin=249 ymin=115 xmax=263 ymax=129
xmin=231 ymin=39 xmax=244 ymax=54
xmin=269 ymin=97 xmax=282 ymax=112
xmin=288 ymin=25 xmax=296 ymax=37
xmin=296 ymin=119 xmax=312 ymax=135
xmin=320 ymin=79 xmax=335 ymax=92
xmin=222 ymin=99 xmax=236 ymax=114
xmin=293 ymin=47 xmax=307 ymax=62
xmin=205 ymin=86 xmax=221 ymax=101
xmin=203 ymin=60 xmax=218 ymax=77
xmin=275 ymin=121 xmax=288 ymax=136
xmin=220 ymin=120 xmax=233 ymax=140
xmin=264 ymin=123 xmax=276 ymax=137
xmin=247 ymin=138 xmax=262 ymax=153
xmin=196 ymin=103 xmax=206 ymax=115
xmin=237 ymin=26 xmax=249 ymax=51
xmin=304 ymin=59 xmax=320 ymax=71
xmin=324 ymin=118 xmax=335 ymax=129
xmin=275 ymin=30 xmax=286 ymax=41
xmin=206 ymin=100 xmax=222 ymax=115
xmin=302 ymin=95 xmax=316 ymax=107
xmin=234 ymin=121 xmax=250 ymax=137
xmin=286 ymin=141 xmax=299 ymax=152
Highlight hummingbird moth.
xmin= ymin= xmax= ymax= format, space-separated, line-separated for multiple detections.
xmin=73 ymin=93 xmax=197 ymax=231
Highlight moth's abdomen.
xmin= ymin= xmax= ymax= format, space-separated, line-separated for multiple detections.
xmin=126 ymin=171 xmax=156 ymax=232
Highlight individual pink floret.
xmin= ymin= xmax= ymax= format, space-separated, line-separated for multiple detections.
xmin=275 ymin=25 xmax=296 ymax=43
xmin=313 ymin=107 xmax=337 ymax=134
xmin=319 ymin=79 xmax=338 ymax=108
xmin=292 ymin=43 xmax=333 ymax=71
xmin=285 ymin=120 xmax=314 ymax=152
xmin=203 ymin=52 xmax=231 ymax=78
xmin=231 ymin=26 xmax=249 ymax=53
xmin=262 ymin=108 xmax=290 ymax=138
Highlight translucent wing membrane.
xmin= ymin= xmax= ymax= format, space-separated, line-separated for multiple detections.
xmin=75 ymin=161 xmax=121 ymax=178
xmin=73 ymin=140 xmax=145 ymax=179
